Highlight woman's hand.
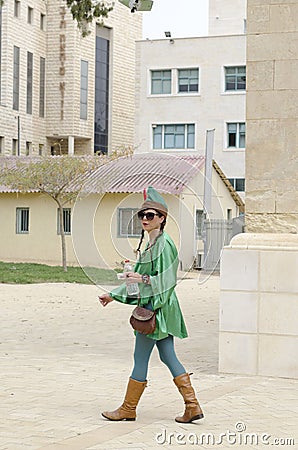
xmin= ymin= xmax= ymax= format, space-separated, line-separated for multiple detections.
xmin=125 ymin=272 xmax=143 ymax=284
xmin=98 ymin=293 xmax=114 ymax=307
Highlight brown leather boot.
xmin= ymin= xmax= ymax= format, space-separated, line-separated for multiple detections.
xmin=102 ymin=378 xmax=147 ymax=421
xmin=173 ymin=373 xmax=204 ymax=423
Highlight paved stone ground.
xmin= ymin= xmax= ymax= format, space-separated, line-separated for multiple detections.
xmin=0 ymin=275 xmax=297 ymax=449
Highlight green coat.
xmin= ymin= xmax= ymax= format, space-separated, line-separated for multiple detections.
xmin=110 ymin=232 xmax=188 ymax=340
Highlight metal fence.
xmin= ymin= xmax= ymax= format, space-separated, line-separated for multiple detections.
xmin=202 ymin=216 xmax=244 ymax=272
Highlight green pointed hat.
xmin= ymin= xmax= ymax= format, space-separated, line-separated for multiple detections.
xmin=139 ymin=186 xmax=168 ymax=217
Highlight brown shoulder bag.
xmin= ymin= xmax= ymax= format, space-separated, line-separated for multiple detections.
xmin=130 ymin=302 xmax=156 ymax=335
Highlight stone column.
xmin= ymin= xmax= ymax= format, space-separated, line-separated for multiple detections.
xmin=68 ymin=135 xmax=74 ymax=155
xmin=219 ymin=0 xmax=298 ymax=379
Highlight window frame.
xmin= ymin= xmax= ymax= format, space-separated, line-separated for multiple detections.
xmin=196 ymin=209 xmax=205 ymax=239
xmin=227 ymin=178 xmax=246 ymax=192
xmin=226 ymin=122 xmax=246 ymax=149
xmin=27 ymin=6 xmax=33 ymax=24
xmin=13 ymin=46 xmax=20 ymax=111
xmin=152 ymin=123 xmax=195 ymax=150
xmin=40 ymin=13 xmax=45 ymax=31
xmin=0 ymin=136 xmax=4 ymax=154
xmin=14 ymin=0 xmax=20 ymax=18
xmin=12 ymin=139 xmax=18 ymax=155
xmin=57 ymin=208 xmax=72 ymax=235
xmin=16 ymin=207 xmax=29 ymax=234
xmin=26 ymin=51 xmax=33 ymax=114
xmin=150 ymin=69 xmax=172 ymax=95
xmin=39 ymin=57 xmax=45 ymax=118
xmin=25 ymin=141 xmax=32 ymax=156
xmin=80 ymin=60 xmax=88 ymax=120
xmin=178 ymin=68 xmax=199 ymax=94
xmin=117 ymin=208 xmax=143 ymax=238
xmin=224 ymin=66 xmax=246 ymax=92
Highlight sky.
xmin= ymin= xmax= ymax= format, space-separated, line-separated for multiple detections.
xmin=142 ymin=0 xmax=209 ymax=40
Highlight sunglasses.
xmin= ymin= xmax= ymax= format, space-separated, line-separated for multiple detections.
xmin=137 ymin=211 xmax=161 ymax=221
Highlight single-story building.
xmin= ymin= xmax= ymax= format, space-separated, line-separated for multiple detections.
xmin=0 ymin=154 xmax=244 ymax=271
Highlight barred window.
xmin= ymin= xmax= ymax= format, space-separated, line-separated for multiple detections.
xmin=16 ymin=208 xmax=29 ymax=234
xmin=57 ymin=208 xmax=71 ymax=235
xmin=118 ymin=208 xmax=142 ymax=237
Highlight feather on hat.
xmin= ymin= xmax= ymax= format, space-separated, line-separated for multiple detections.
xmin=138 ymin=186 xmax=168 ymax=217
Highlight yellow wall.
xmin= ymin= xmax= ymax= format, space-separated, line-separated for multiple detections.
xmin=72 ymin=192 xmax=180 ymax=270
xmin=0 ymin=172 xmax=239 ymax=269
xmin=0 ymin=193 xmax=76 ymax=265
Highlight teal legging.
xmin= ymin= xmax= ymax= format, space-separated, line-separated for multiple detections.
xmin=131 ymin=332 xmax=186 ymax=382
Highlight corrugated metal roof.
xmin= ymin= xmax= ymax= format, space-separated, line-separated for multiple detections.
xmin=0 ymin=154 xmax=204 ymax=194
xmin=83 ymin=154 xmax=205 ymax=194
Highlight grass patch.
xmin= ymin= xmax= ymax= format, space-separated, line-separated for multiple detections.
xmin=0 ymin=261 xmax=122 ymax=285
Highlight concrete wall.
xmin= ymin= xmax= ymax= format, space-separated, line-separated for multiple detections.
xmin=220 ymin=233 xmax=298 ymax=378
xmin=219 ymin=0 xmax=298 ymax=379
xmin=135 ymin=35 xmax=246 ymax=182
xmin=245 ymin=0 xmax=298 ymax=232
xmin=209 ymin=0 xmax=247 ymax=36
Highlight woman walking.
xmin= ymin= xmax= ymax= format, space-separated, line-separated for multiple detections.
xmin=99 ymin=186 xmax=204 ymax=423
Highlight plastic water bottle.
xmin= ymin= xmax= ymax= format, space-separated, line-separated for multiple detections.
xmin=123 ymin=260 xmax=139 ymax=296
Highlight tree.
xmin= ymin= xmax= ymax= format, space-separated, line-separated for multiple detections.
xmin=66 ymin=1 xmax=114 ymax=36
xmin=0 ymin=156 xmax=110 ymax=272
xmin=0 ymin=1 xmax=114 ymax=37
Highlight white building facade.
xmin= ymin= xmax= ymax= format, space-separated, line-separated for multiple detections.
xmin=135 ymin=0 xmax=247 ymax=196
xmin=0 ymin=0 xmax=142 ymax=156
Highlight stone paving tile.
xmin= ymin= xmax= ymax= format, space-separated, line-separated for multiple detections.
xmin=0 ymin=279 xmax=297 ymax=449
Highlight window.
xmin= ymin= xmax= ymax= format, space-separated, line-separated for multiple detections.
xmin=12 ymin=139 xmax=18 ymax=155
xmin=196 ymin=209 xmax=205 ymax=239
xmin=40 ymin=13 xmax=45 ymax=30
xmin=153 ymin=124 xmax=195 ymax=149
xmin=228 ymin=178 xmax=245 ymax=192
xmin=118 ymin=208 xmax=142 ymax=237
xmin=25 ymin=141 xmax=32 ymax=156
xmin=227 ymin=123 xmax=245 ymax=148
xmin=225 ymin=66 xmax=246 ymax=91
xmin=13 ymin=46 xmax=20 ymax=110
xmin=94 ymin=31 xmax=110 ymax=154
xmin=26 ymin=52 xmax=33 ymax=114
xmin=0 ymin=136 xmax=4 ymax=153
xmin=151 ymin=70 xmax=171 ymax=95
xmin=14 ymin=0 xmax=20 ymax=18
xmin=39 ymin=144 xmax=44 ymax=156
xmin=178 ymin=69 xmax=199 ymax=93
xmin=16 ymin=208 xmax=29 ymax=234
xmin=27 ymin=6 xmax=33 ymax=24
xmin=80 ymin=60 xmax=88 ymax=120
xmin=227 ymin=209 xmax=232 ymax=220
xmin=39 ymin=57 xmax=45 ymax=117
xmin=57 ymin=208 xmax=71 ymax=235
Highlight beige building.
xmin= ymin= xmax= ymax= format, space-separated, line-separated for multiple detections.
xmin=0 ymin=0 xmax=142 ymax=156
xmin=135 ymin=0 xmax=247 ymax=198
xmin=135 ymin=35 xmax=246 ymax=185
xmin=0 ymin=154 xmax=243 ymax=270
